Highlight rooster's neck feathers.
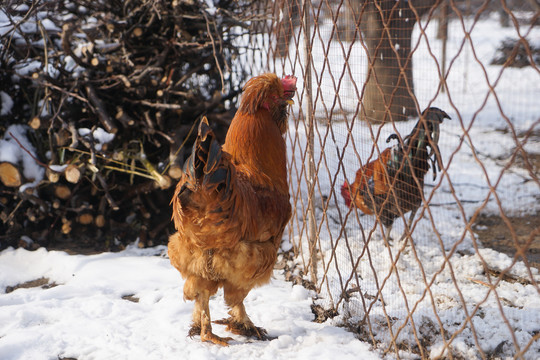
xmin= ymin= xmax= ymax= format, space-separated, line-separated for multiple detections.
xmin=223 ymin=74 xmax=295 ymax=193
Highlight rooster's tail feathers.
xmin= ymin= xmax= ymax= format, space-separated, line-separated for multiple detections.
xmin=183 ymin=117 xmax=231 ymax=193
xmin=172 ymin=117 xmax=233 ymax=229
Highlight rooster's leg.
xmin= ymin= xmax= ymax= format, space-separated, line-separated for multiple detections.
xmin=199 ymin=307 xmax=233 ymax=346
xmin=185 ymin=277 xmax=232 ymax=346
xmin=399 ymin=208 xmax=418 ymax=243
xmin=383 ymin=224 xmax=393 ymax=244
xmin=214 ymin=284 xmax=269 ymax=340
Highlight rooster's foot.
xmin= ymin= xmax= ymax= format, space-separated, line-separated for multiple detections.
xmin=200 ymin=328 xmax=233 ymax=346
xmin=214 ymin=318 xmax=272 ymax=340
xmin=189 ymin=317 xmax=232 ymax=346
xmin=188 ymin=325 xmax=201 ymax=338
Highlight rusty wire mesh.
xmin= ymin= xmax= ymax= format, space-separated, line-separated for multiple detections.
xmin=253 ymin=0 xmax=540 ymax=358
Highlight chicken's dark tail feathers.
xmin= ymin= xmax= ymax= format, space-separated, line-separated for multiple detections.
xmin=422 ymin=107 xmax=451 ymax=180
xmin=179 ymin=117 xmax=232 ymax=205
xmin=383 ymin=107 xmax=451 ymax=181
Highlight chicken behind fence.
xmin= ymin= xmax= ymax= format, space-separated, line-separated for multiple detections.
xmin=342 ymin=107 xmax=451 ymax=243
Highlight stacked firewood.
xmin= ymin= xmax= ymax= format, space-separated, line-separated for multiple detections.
xmin=0 ymin=0 xmax=262 ymax=251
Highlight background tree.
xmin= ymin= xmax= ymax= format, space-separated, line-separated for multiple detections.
xmin=355 ymin=0 xmax=438 ymax=122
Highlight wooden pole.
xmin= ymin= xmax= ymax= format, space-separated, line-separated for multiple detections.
xmin=439 ymin=0 xmax=449 ymax=93
xmin=302 ymin=0 xmax=317 ymax=284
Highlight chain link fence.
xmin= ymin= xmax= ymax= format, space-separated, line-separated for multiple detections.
xmin=254 ymin=0 xmax=540 ymax=358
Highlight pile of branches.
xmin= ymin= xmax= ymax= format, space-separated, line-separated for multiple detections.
xmin=0 ymin=0 xmax=265 ymax=252
xmin=491 ymin=38 xmax=540 ymax=68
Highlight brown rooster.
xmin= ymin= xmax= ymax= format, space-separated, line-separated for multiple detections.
xmin=341 ymin=107 xmax=450 ymax=242
xmin=168 ymin=73 xmax=297 ymax=346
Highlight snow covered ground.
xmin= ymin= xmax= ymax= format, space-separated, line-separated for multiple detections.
xmin=0 ymin=245 xmax=380 ymax=360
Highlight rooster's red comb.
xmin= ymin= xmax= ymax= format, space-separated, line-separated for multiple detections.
xmin=281 ymin=75 xmax=297 ymax=92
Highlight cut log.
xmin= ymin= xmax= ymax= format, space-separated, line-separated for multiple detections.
xmin=61 ymin=218 xmax=72 ymax=234
xmin=0 ymin=210 xmax=8 ymax=223
xmin=54 ymin=184 xmax=72 ymax=200
xmin=77 ymin=212 xmax=94 ymax=225
xmin=0 ymin=162 xmax=22 ymax=187
xmin=65 ymin=164 xmax=81 ymax=184
xmin=95 ymin=214 xmax=106 ymax=228
xmin=168 ymin=165 xmax=183 ymax=180
xmin=52 ymin=199 xmax=61 ymax=209
xmin=29 ymin=117 xmax=41 ymax=130
xmin=46 ymin=168 xmax=61 ymax=183
xmin=27 ymin=210 xmax=38 ymax=222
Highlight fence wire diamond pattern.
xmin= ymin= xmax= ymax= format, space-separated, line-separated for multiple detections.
xmin=251 ymin=0 xmax=540 ymax=358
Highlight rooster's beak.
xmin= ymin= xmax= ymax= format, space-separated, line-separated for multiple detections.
xmin=286 ymin=99 xmax=294 ymax=105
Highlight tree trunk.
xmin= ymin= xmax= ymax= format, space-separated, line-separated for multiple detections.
xmin=358 ymin=0 xmax=436 ymax=122
xmin=273 ymin=0 xmax=300 ymax=58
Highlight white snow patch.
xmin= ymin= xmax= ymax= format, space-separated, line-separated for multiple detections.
xmin=0 ymin=246 xmax=382 ymax=360
xmin=78 ymin=127 xmax=115 ymax=151
xmin=0 ymin=91 xmax=14 ymax=115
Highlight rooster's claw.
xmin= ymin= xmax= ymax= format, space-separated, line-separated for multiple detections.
xmin=214 ymin=318 xmax=270 ymax=340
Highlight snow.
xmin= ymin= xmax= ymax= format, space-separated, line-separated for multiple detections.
xmin=40 ymin=18 xmax=60 ymax=32
xmin=0 ymin=245 xmax=380 ymax=360
xmin=12 ymin=60 xmax=41 ymax=77
xmin=0 ymin=125 xmax=45 ymax=192
xmin=48 ymin=164 xmax=68 ymax=173
xmin=0 ymin=91 xmax=14 ymax=115
xmin=78 ymin=127 xmax=116 ymax=151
